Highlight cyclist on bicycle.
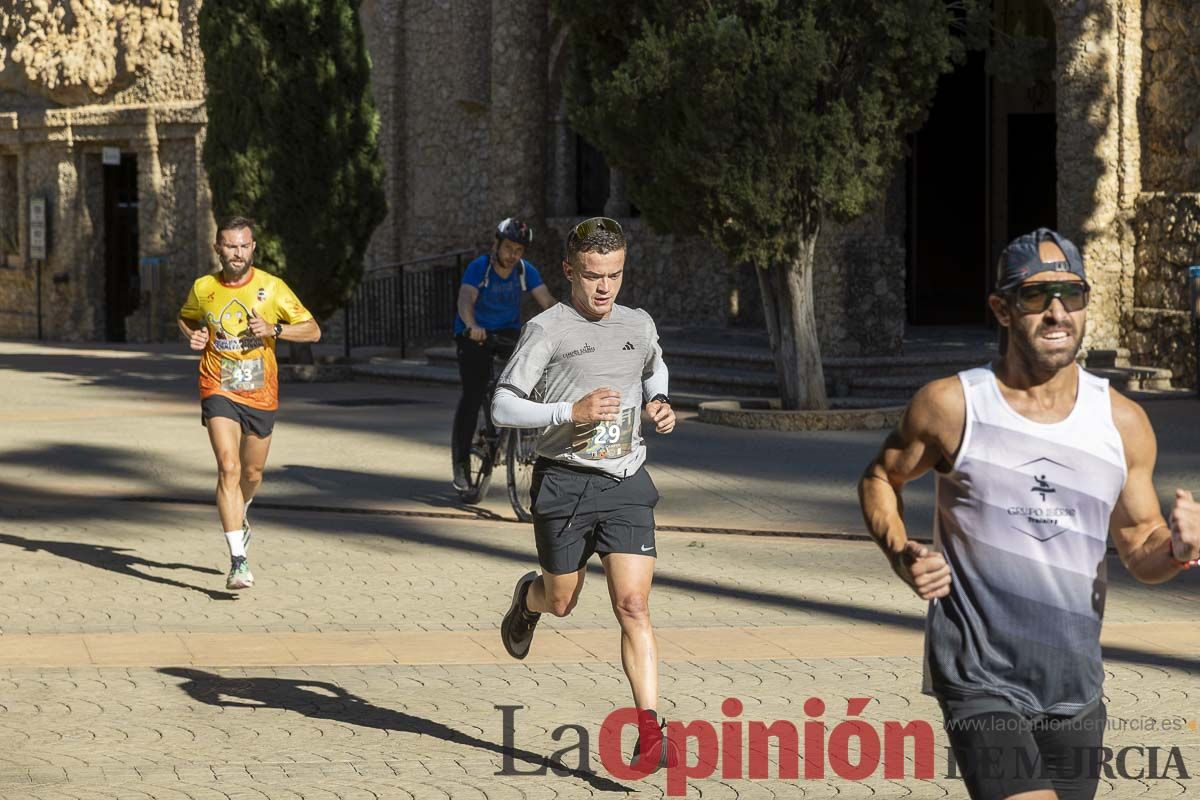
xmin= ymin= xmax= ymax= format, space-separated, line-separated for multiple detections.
xmin=452 ymin=218 xmax=556 ymax=491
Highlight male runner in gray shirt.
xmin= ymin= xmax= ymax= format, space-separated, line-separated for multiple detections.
xmin=492 ymin=216 xmax=678 ymax=773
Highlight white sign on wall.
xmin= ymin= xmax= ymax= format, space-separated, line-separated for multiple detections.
xmin=29 ymin=197 xmax=46 ymax=260
xmin=102 ymin=147 xmax=121 ymax=166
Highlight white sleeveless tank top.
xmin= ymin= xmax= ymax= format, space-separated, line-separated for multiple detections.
xmin=923 ymin=364 xmax=1127 ymax=716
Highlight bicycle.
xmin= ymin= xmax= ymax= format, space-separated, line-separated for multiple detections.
xmin=456 ymin=334 xmax=539 ymax=522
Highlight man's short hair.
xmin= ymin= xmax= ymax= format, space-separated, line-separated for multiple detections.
xmin=216 ymin=215 xmax=255 ymax=240
xmin=566 ymin=217 xmax=626 ymax=265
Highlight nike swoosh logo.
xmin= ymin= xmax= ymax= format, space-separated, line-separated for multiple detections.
xmin=640 ymin=544 xmax=655 ymax=552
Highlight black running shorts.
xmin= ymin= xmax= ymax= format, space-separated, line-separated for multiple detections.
xmin=531 ymin=458 xmax=660 ymax=575
xmin=942 ymin=701 xmax=1106 ymax=800
xmin=201 ymin=395 xmax=276 ymax=438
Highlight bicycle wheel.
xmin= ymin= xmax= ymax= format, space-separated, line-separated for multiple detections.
xmin=459 ymin=444 xmax=494 ymax=504
xmin=506 ymin=428 xmax=538 ymax=522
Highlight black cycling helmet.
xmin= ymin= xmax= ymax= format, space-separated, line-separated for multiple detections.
xmin=495 ymin=217 xmax=533 ymax=247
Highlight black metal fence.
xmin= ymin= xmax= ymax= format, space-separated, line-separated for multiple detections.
xmin=345 ymin=249 xmax=473 ymax=357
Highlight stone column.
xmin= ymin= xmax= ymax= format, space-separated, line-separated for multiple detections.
xmin=1050 ymin=0 xmax=1128 ymax=350
xmin=603 ymin=167 xmax=631 ymax=218
xmin=546 ymin=96 xmax=576 ymax=218
xmin=359 ymin=0 xmax=402 ymax=269
xmin=452 ymin=0 xmax=492 ymax=113
xmin=37 ymin=136 xmax=80 ymax=340
xmin=489 ymin=0 xmax=548 ymax=228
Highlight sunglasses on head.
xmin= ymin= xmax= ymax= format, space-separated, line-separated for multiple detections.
xmin=568 ymin=216 xmax=623 ymax=243
xmin=1008 ymin=281 xmax=1091 ymax=313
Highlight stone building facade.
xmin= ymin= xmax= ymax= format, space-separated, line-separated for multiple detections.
xmin=357 ymin=0 xmax=1200 ymax=382
xmin=2 ymin=2 xmax=1198 ymax=387
xmin=0 ymin=1 xmax=210 ymax=343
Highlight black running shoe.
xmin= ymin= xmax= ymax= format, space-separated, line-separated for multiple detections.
xmin=501 ymin=571 xmax=541 ymax=659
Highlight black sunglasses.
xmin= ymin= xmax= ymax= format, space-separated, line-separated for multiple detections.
xmin=568 ymin=216 xmax=623 ymax=243
xmin=1008 ymin=281 xmax=1091 ymax=313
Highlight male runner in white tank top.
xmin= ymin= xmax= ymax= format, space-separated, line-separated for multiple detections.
xmin=858 ymin=228 xmax=1200 ymax=800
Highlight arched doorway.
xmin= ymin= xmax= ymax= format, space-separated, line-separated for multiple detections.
xmin=906 ymin=0 xmax=1057 ymax=327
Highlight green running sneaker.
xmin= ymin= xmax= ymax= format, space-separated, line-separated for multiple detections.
xmin=226 ymin=555 xmax=254 ymax=590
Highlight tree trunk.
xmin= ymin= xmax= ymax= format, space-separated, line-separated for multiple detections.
xmin=755 ymin=230 xmax=828 ymax=410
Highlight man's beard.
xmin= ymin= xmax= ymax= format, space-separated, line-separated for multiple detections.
xmin=221 ymin=256 xmax=250 ymax=273
xmin=1010 ymin=317 xmax=1085 ymax=376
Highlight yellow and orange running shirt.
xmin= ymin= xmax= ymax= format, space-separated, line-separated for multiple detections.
xmin=179 ymin=268 xmax=313 ymax=411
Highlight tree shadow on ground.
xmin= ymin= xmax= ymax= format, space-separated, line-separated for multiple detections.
xmin=159 ymin=668 xmax=631 ymax=793
xmin=0 ymin=532 xmax=237 ymax=601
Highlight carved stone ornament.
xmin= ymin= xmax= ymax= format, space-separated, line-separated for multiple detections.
xmin=0 ymin=0 xmax=182 ymax=104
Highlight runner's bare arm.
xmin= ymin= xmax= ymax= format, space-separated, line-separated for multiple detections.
xmin=530 ymin=284 xmax=556 ymax=310
xmin=247 ymin=312 xmax=320 ymax=343
xmin=178 ymin=316 xmax=208 ymax=350
xmin=457 ymin=284 xmax=485 ymax=341
xmin=858 ymin=377 xmax=964 ymax=599
xmin=278 ymin=318 xmax=320 ymax=342
xmin=1107 ymin=390 xmax=1200 ymax=583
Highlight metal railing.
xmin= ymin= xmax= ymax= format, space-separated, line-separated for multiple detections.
xmin=345 ymin=249 xmax=474 ymax=357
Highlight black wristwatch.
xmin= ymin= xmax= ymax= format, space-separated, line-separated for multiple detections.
xmin=273 ymin=322 xmax=283 ymax=338
xmin=646 ymin=393 xmax=670 ymax=406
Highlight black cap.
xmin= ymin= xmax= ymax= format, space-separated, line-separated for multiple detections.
xmin=995 ymin=228 xmax=1086 ymax=292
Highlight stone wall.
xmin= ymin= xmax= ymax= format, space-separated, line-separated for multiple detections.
xmin=1139 ymin=0 xmax=1200 ymax=194
xmin=0 ymin=1 xmax=208 ymax=343
xmin=363 ymin=1 xmax=905 ymax=356
xmin=538 ymin=212 xmax=904 ymax=357
xmin=0 ymin=1 xmax=198 ymax=106
xmin=542 ymin=218 xmax=736 ymax=328
xmin=1048 ymin=0 xmax=1136 ymax=352
xmin=1130 ymin=194 xmax=1199 ymax=389
xmin=1129 ymin=0 xmax=1200 ymax=388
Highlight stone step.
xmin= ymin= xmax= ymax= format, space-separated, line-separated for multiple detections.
xmin=425 ymin=342 xmax=993 ymax=377
xmin=353 ymin=359 xmax=459 ymax=386
xmin=1089 ymin=366 xmax=1173 ymax=392
xmin=360 ymin=350 xmax=1178 ymax=408
xmin=1083 ymin=348 xmax=1132 ymax=369
xmin=417 ymin=346 xmax=986 ymax=402
xmin=672 ymin=390 xmax=902 ymax=411
xmin=350 ymin=361 xmax=904 ymax=411
xmin=668 ymin=365 xmax=779 ymax=397
xmin=845 ymin=375 xmax=926 ymax=400
xmin=847 ymin=365 xmax=1178 ymax=398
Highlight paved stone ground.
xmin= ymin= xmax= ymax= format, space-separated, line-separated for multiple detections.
xmin=0 ymin=341 xmax=1198 ymax=799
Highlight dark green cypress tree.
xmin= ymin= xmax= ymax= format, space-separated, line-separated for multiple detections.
xmin=555 ymin=1 xmax=990 ymax=409
xmin=199 ymin=0 xmax=386 ymax=334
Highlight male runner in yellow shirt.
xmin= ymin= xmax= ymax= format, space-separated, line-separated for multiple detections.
xmin=179 ymin=216 xmax=321 ymax=590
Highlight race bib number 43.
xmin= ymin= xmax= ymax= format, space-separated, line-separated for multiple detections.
xmin=220 ymin=356 xmax=265 ymax=393
xmin=573 ymin=407 xmax=636 ymax=460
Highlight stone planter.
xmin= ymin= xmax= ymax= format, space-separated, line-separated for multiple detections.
xmin=698 ymin=399 xmax=904 ymax=432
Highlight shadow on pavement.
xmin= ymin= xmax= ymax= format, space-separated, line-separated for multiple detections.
xmin=159 ymin=668 xmax=631 ymax=793
xmin=0 ymin=532 xmax=237 ymax=602
xmin=0 ymin=443 xmax=158 ymax=480
xmin=9 ymin=489 xmax=1200 ymax=676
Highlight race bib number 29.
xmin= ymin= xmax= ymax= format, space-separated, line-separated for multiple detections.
xmin=573 ymin=407 xmax=636 ymax=460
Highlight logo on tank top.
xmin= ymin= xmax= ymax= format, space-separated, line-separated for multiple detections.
xmin=558 ymin=342 xmax=596 ymax=361
xmin=1031 ymin=474 xmax=1055 ymax=501
xmin=1006 ymin=457 xmax=1078 ymax=542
